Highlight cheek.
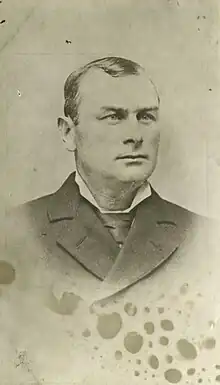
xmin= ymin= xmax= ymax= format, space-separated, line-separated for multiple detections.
xmin=143 ymin=128 xmax=160 ymax=148
xmin=75 ymin=124 xmax=111 ymax=147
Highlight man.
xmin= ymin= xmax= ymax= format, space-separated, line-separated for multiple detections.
xmin=17 ymin=56 xmax=211 ymax=293
xmin=2 ymin=57 xmax=220 ymax=384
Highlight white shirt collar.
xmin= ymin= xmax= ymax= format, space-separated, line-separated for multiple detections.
xmin=75 ymin=170 xmax=152 ymax=214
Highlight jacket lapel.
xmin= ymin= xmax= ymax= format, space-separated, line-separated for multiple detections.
xmin=101 ymin=190 xmax=192 ymax=296
xmin=47 ymin=174 xmax=120 ymax=280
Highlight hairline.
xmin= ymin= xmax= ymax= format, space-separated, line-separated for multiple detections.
xmin=64 ymin=58 xmax=159 ymax=124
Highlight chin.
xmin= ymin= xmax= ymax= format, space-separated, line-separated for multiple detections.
xmin=116 ymin=168 xmax=153 ymax=183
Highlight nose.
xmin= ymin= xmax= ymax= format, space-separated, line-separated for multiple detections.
xmin=122 ymin=118 xmax=143 ymax=148
xmin=123 ymin=137 xmax=143 ymax=148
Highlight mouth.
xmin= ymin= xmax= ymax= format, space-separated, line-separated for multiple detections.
xmin=116 ymin=154 xmax=148 ymax=160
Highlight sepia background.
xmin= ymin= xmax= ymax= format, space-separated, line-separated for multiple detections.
xmin=1 ymin=0 xmax=220 ymax=218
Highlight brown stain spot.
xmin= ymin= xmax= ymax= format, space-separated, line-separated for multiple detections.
xmin=144 ymin=322 xmax=155 ymax=335
xmin=115 ymin=350 xmax=122 ymax=360
xmin=216 ymin=375 xmax=220 ymax=382
xmin=164 ymin=369 xmax=182 ymax=383
xmin=124 ymin=332 xmax=144 ymax=354
xmin=97 ymin=312 xmax=122 ymax=339
xmin=158 ymin=307 xmax=165 ymax=314
xmin=82 ymin=328 xmax=91 ymax=338
xmin=145 ymin=306 xmax=150 ymax=313
xmin=0 ymin=261 xmax=16 ymax=284
xmin=198 ymin=379 xmax=203 ymax=383
xmin=180 ymin=283 xmax=189 ymax=295
xmin=148 ymin=341 xmax=153 ymax=348
xmin=48 ymin=291 xmax=81 ymax=315
xmin=159 ymin=336 xmax=169 ymax=346
xmin=124 ymin=302 xmax=137 ymax=316
xmin=166 ymin=355 xmax=173 ymax=364
xmin=176 ymin=339 xmax=197 ymax=360
xmin=216 ymin=365 xmax=220 ymax=370
xmin=187 ymin=368 xmax=196 ymax=376
xmin=148 ymin=355 xmax=159 ymax=370
xmin=161 ymin=319 xmax=174 ymax=331
xmin=134 ymin=370 xmax=140 ymax=376
xmin=202 ymin=337 xmax=216 ymax=350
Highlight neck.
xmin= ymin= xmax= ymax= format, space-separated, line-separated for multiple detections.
xmin=76 ymin=164 xmax=143 ymax=211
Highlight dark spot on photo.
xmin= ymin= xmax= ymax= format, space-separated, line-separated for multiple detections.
xmin=187 ymin=368 xmax=196 ymax=376
xmin=0 ymin=19 xmax=6 ymax=24
xmin=82 ymin=328 xmax=91 ymax=337
xmin=115 ymin=350 xmax=122 ymax=360
xmin=144 ymin=322 xmax=155 ymax=335
xmin=65 ymin=39 xmax=72 ymax=44
xmin=124 ymin=302 xmax=137 ymax=316
xmin=160 ymin=319 xmax=174 ymax=331
xmin=124 ymin=332 xmax=144 ymax=354
xmin=97 ymin=312 xmax=122 ymax=339
xmin=0 ymin=261 xmax=16 ymax=284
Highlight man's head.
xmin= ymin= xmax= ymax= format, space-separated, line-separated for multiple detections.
xmin=58 ymin=56 xmax=160 ymax=184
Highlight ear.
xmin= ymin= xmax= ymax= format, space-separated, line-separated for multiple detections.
xmin=57 ymin=116 xmax=76 ymax=152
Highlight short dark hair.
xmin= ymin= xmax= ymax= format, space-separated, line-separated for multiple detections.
xmin=64 ymin=56 xmax=144 ymax=125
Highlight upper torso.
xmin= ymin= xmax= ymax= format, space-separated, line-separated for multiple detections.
xmin=1 ymin=174 xmax=220 ymax=385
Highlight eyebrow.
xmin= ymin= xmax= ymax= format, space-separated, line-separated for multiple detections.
xmin=100 ymin=106 xmax=159 ymax=113
xmin=134 ymin=106 xmax=159 ymax=113
xmin=100 ymin=106 xmax=128 ymax=113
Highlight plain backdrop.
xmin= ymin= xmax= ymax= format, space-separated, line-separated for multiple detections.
xmin=1 ymin=0 xmax=220 ymax=217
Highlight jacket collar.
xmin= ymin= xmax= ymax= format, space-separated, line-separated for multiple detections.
xmin=47 ymin=173 xmax=80 ymax=222
xmin=47 ymin=173 xmax=120 ymax=280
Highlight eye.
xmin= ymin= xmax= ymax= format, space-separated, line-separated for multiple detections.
xmin=98 ymin=111 xmax=125 ymax=124
xmin=108 ymin=113 xmax=121 ymax=121
xmin=137 ymin=110 xmax=157 ymax=124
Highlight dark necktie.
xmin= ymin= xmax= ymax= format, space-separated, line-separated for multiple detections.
xmin=97 ymin=210 xmax=136 ymax=248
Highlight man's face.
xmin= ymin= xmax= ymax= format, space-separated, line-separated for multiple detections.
xmin=73 ymin=68 xmax=160 ymax=183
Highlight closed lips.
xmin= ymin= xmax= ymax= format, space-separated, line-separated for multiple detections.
xmin=116 ymin=154 xmax=148 ymax=159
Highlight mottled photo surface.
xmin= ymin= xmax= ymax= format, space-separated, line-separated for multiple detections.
xmin=1 ymin=1 xmax=220 ymax=384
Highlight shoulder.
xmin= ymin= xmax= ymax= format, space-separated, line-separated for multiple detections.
xmin=151 ymin=188 xmax=209 ymax=226
xmin=149 ymin=190 xmax=220 ymax=245
xmin=12 ymin=172 xmax=78 ymax=219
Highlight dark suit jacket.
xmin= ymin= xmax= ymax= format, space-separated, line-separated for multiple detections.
xmin=1 ymin=173 xmax=220 ymax=384
xmin=6 ymin=172 xmax=214 ymax=301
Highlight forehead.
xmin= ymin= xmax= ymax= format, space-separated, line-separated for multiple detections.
xmin=79 ymin=68 xmax=159 ymax=111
